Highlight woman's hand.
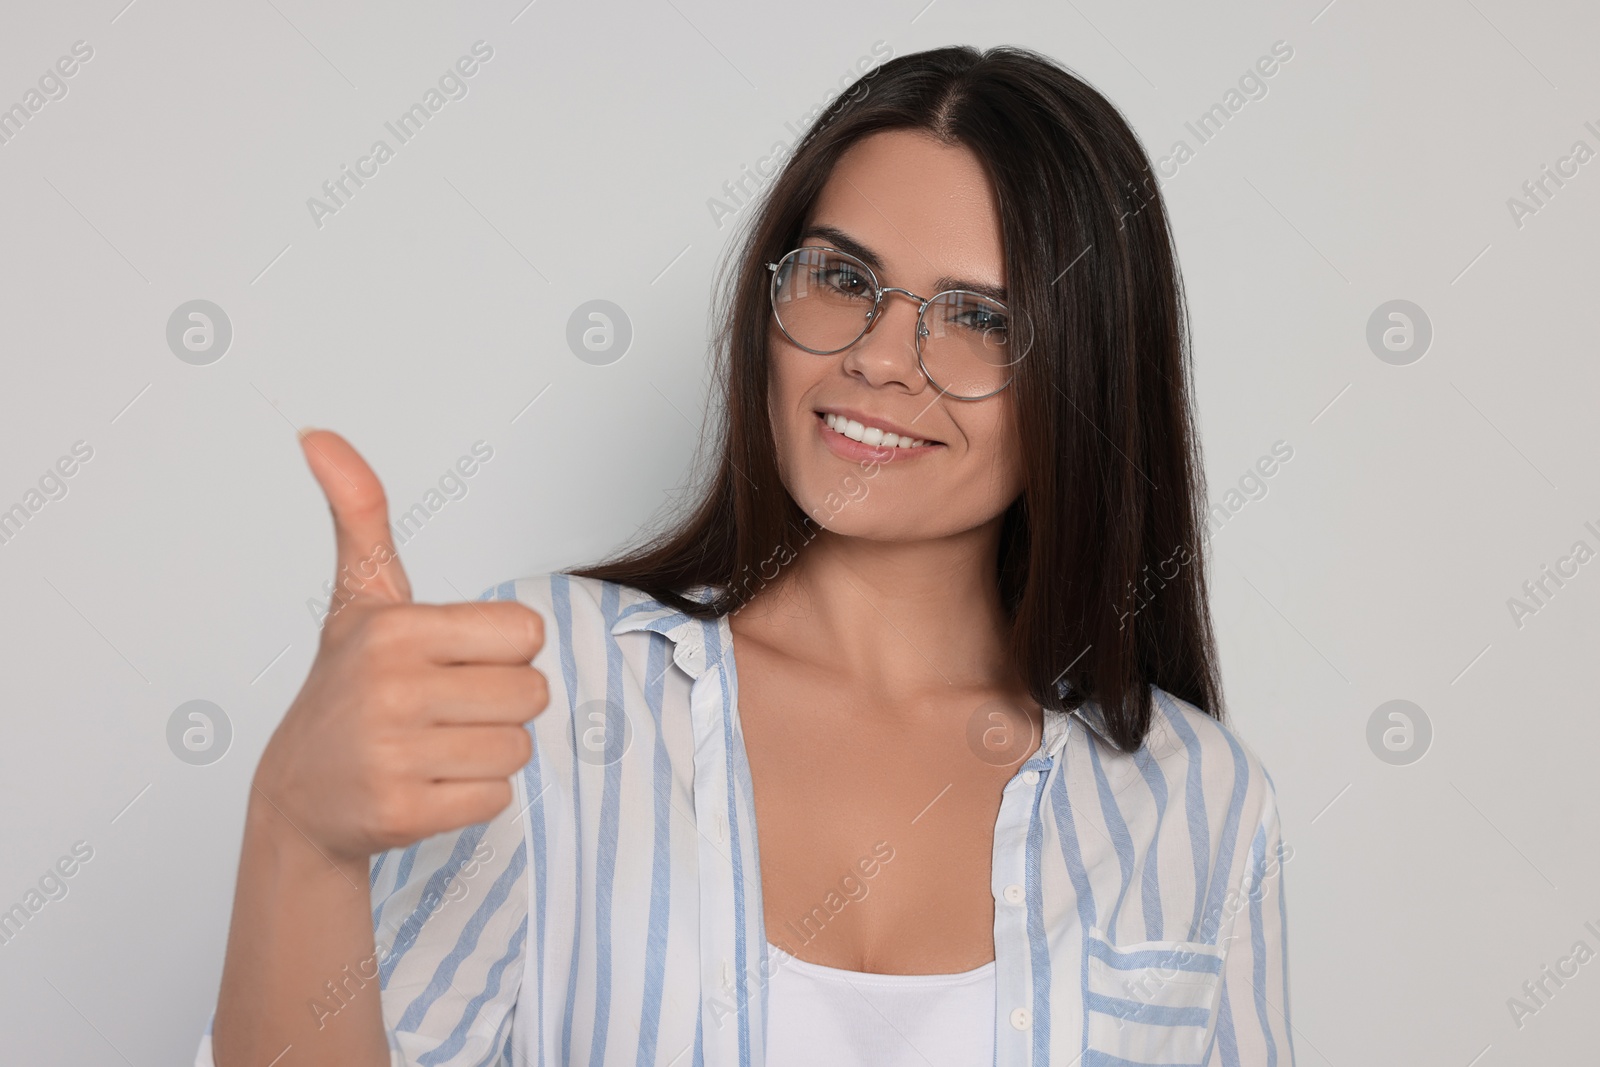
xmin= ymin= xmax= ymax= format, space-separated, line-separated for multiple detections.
xmin=252 ymin=429 xmax=549 ymax=865
xmin=212 ymin=429 xmax=546 ymax=1066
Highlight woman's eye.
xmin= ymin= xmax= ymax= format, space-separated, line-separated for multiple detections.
xmin=817 ymin=268 xmax=870 ymax=297
xmin=960 ymin=309 xmax=1006 ymax=333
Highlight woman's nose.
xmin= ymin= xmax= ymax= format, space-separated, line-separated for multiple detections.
xmin=842 ymin=291 xmax=927 ymax=392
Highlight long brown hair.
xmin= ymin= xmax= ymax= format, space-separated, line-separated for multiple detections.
xmin=576 ymin=44 xmax=1222 ymax=752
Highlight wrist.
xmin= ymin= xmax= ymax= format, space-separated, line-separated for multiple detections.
xmin=245 ymin=775 xmax=370 ymax=878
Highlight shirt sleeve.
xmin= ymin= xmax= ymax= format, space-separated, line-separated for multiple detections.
xmin=194 ymin=744 xmax=532 ymax=1067
xmin=1207 ymin=770 xmax=1296 ymax=1066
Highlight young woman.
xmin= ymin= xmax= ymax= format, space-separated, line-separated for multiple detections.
xmin=201 ymin=44 xmax=1294 ymax=1067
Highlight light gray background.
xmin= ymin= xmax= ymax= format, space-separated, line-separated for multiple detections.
xmin=1 ymin=0 xmax=1595 ymax=1063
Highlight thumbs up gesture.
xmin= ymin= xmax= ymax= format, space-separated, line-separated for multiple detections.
xmin=252 ymin=430 xmax=549 ymax=864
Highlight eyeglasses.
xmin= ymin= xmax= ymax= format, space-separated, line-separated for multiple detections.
xmin=765 ymin=246 xmax=1031 ymax=401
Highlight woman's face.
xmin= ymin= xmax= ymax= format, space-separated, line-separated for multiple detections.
xmin=767 ymin=128 xmax=1024 ymax=543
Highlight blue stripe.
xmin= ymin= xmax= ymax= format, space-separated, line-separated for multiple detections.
xmin=552 ymin=574 xmax=585 ymax=1067
xmin=414 ymin=870 xmax=530 ymax=1064
xmin=1212 ymin=980 xmax=1240 ymax=1067
xmin=1278 ymin=841 xmax=1294 ymax=1056
xmin=634 ymin=633 xmax=674 ymax=1067
xmin=1085 ymin=936 xmax=1223 ymax=975
xmin=375 ymin=841 xmax=423 ymax=934
xmin=523 ymin=692 xmax=551 ymax=1067
xmin=722 ymin=617 xmax=770 ymax=1047
xmin=1088 ymin=742 xmax=1136 ymax=941
xmin=1084 ymin=1052 xmax=1206 ymax=1067
xmin=1248 ymin=819 xmax=1278 ymax=1067
xmin=1155 ymin=696 xmax=1211 ymax=941
xmin=381 ymin=827 xmax=489 ymax=986
xmin=488 ymin=1014 xmax=516 ymax=1067
xmin=1266 ymin=769 xmax=1294 ymax=1057
xmin=1048 ymin=751 xmax=1097 ymax=1065
xmin=612 ymin=603 xmax=693 ymax=630
xmin=1025 ymin=763 xmax=1053 ymax=1065
xmin=587 ymin=583 xmax=626 ymax=1067
xmin=397 ymin=837 xmax=529 ymax=1032
xmin=708 ymin=617 xmax=753 ymax=1067
xmin=1132 ymin=745 xmax=1169 ymax=941
xmin=1085 ymin=991 xmax=1210 ymax=1027
xmin=493 ymin=577 xmax=541 ymax=1067
xmin=471 ymin=1001 xmax=515 ymax=1067
xmin=1196 ymin=715 xmax=1250 ymax=944
xmin=394 ymin=843 xmax=421 ymax=896
xmin=370 ymin=850 xmax=388 ymax=890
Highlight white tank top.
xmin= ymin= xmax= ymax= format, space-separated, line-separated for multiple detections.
xmin=763 ymin=942 xmax=997 ymax=1066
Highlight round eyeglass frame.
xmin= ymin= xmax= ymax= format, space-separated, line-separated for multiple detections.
xmin=765 ymin=246 xmax=1026 ymax=401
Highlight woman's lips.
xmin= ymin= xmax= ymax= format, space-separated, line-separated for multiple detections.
xmin=816 ymin=411 xmax=942 ymax=464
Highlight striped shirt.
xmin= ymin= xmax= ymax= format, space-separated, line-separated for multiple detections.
xmin=197 ymin=572 xmax=1295 ymax=1066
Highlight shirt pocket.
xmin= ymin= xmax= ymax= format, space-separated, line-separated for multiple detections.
xmin=1082 ymin=924 xmax=1226 ymax=1065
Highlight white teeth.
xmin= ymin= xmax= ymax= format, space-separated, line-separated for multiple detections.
xmin=822 ymin=412 xmax=927 ymax=448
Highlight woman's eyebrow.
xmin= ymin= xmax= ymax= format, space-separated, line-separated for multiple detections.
xmin=799 ymin=224 xmax=1008 ymax=303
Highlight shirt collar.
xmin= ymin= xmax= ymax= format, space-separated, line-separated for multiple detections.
xmin=609 ymin=584 xmax=725 ymax=679
xmin=1067 ymin=699 xmax=1118 ymax=749
xmin=609 ymin=584 xmax=1122 ymax=750
xmin=608 ymin=597 xmax=702 ymax=639
xmin=1055 ymin=677 xmax=1119 ymax=750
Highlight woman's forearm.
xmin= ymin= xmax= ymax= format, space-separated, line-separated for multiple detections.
xmin=210 ymin=789 xmax=389 ymax=1067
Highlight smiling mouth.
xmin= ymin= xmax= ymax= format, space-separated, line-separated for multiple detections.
xmin=817 ymin=411 xmax=939 ymax=449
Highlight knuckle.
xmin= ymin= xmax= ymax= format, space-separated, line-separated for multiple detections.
xmin=367 ymin=787 xmax=418 ymax=844
xmin=354 ymin=605 xmax=409 ymax=652
xmin=525 ymin=669 xmax=550 ymax=715
xmin=366 ymin=727 xmax=412 ymax=773
xmin=507 ymin=726 xmax=534 ymax=766
xmin=523 ymin=607 xmax=545 ymax=653
xmin=366 ymin=676 xmax=411 ymax=720
xmin=498 ymin=604 xmax=543 ymax=659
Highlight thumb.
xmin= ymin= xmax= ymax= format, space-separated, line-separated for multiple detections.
xmin=299 ymin=429 xmax=412 ymax=607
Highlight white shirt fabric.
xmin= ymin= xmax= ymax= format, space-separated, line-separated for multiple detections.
xmin=763 ymin=942 xmax=997 ymax=1066
xmin=195 ymin=572 xmax=1295 ymax=1066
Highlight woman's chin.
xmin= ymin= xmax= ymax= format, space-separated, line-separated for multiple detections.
xmin=797 ymin=500 xmax=953 ymax=544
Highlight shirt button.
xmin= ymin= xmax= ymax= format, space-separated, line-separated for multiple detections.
xmin=1010 ymin=1007 xmax=1031 ymax=1030
xmin=1002 ymin=883 xmax=1025 ymax=905
xmin=1022 ymin=770 xmax=1040 ymax=785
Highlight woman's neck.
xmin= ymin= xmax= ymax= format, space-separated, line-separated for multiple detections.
xmin=731 ymin=521 xmax=1015 ymax=697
